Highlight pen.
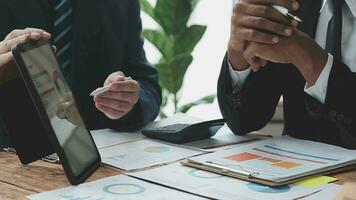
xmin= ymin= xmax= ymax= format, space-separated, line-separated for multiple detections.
xmin=90 ymin=76 xmax=133 ymax=96
xmin=272 ymin=5 xmax=302 ymax=22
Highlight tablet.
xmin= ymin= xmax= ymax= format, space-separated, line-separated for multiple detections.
xmin=0 ymin=76 xmax=55 ymax=164
xmin=12 ymin=40 xmax=101 ymax=185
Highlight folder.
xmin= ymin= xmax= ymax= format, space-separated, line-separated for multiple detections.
xmin=182 ymin=136 xmax=356 ymax=186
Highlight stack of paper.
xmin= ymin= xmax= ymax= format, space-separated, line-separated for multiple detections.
xmin=185 ymin=136 xmax=356 ymax=184
xmin=129 ymin=163 xmax=325 ymax=200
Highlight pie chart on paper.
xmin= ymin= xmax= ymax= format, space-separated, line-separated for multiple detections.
xmin=144 ymin=146 xmax=170 ymax=153
xmin=247 ymin=183 xmax=291 ymax=193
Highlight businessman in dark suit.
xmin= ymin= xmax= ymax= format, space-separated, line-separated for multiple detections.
xmin=218 ymin=0 xmax=356 ymax=149
xmin=0 ymin=0 xmax=161 ymax=148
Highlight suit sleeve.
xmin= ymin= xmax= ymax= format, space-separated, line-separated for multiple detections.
xmin=217 ymin=54 xmax=283 ymax=135
xmin=0 ymin=2 xmax=16 ymax=148
xmin=306 ymin=60 xmax=356 ymax=148
xmin=103 ymin=0 xmax=161 ymax=131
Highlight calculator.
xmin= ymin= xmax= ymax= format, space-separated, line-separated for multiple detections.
xmin=142 ymin=119 xmax=226 ymax=144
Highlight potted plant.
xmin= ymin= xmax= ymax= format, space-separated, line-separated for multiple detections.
xmin=140 ymin=0 xmax=215 ymax=118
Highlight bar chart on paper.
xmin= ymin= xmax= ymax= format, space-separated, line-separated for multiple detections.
xmin=187 ymin=136 xmax=356 ymax=182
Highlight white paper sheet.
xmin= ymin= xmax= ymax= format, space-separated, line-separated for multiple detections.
xmin=27 ymin=175 xmax=206 ymax=200
xmin=129 ymin=163 xmax=322 ymax=200
xmin=188 ymin=136 xmax=356 ymax=182
xmin=301 ymin=183 xmax=342 ymax=200
xmin=100 ymin=139 xmax=204 ymax=170
xmin=91 ymin=129 xmax=143 ymax=149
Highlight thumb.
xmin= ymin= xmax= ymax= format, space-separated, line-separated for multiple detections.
xmin=104 ymin=71 xmax=126 ymax=86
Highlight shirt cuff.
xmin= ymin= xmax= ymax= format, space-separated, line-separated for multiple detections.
xmin=304 ymin=53 xmax=334 ymax=104
xmin=228 ymin=60 xmax=251 ymax=89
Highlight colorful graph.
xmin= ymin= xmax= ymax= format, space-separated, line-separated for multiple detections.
xmin=144 ymin=146 xmax=170 ymax=153
xmin=225 ymin=152 xmax=301 ymax=169
xmin=103 ymin=183 xmax=145 ymax=195
xmin=254 ymin=148 xmax=328 ymax=164
xmin=247 ymin=183 xmax=291 ymax=193
xmin=264 ymin=145 xmax=339 ymax=161
xmin=226 ymin=152 xmax=261 ymax=162
xmin=188 ymin=169 xmax=222 ymax=179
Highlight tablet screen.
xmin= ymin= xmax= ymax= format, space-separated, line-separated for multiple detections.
xmin=19 ymin=44 xmax=98 ymax=177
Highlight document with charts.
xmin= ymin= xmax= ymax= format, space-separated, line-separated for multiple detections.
xmin=129 ymin=163 xmax=324 ymax=200
xmin=100 ymin=139 xmax=204 ymax=170
xmin=27 ymin=175 xmax=206 ymax=200
xmin=184 ymin=136 xmax=356 ymax=184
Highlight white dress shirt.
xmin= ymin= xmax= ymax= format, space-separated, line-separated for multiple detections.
xmin=229 ymin=0 xmax=356 ymax=104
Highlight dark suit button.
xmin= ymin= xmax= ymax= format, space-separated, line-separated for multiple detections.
xmin=328 ymin=110 xmax=337 ymax=117
xmin=337 ymin=114 xmax=344 ymax=121
xmin=232 ymin=90 xmax=240 ymax=96
xmin=344 ymin=118 xmax=352 ymax=125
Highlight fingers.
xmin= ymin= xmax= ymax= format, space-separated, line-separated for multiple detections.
xmin=97 ymin=91 xmax=137 ymax=102
xmin=230 ymin=0 xmax=299 ymax=46
xmin=109 ymin=80 xmax=140 ymax=92
xmin=250 ymin=57 xmax=263 ymax=72
xmin=5 ymin=28 xmax=50 ymax=41
xmin=234 ymin=3 xmax=294 ymax=26
xmin=237 ymin=15 xmax=293 ymax=37
xmin=95 ymin=98 xmax=131 ymax=112
xmin=95 ymin=103 xmax=126 ymax=120
xmin=0 ymin=28 xmax=51 ymax=57
xmin=243 ymin=44 xmax=267 ymax=72
xmin=0 ymin=52 xmax=13 ymax=67
xmin=240 ymin=0 xmax=300 ymax=11
xmin=105 ymin=71 xmax=126 ymax=85
xmin=233 ymin=27 xmax=280 ymax=44
xmin=94 ymin=75 xmax=140 ymax=120
xmin=0 ymin=34 xmax=29 ymax=54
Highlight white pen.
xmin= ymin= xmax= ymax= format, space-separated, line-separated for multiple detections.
xmin=90 ymin=76 xmax=132 ymax=96
xmin=272 ymin=5 xmax=302 ymax=22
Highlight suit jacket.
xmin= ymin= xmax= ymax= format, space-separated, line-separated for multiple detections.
xmin=217 ymin=0 xmax=356 ymax=149
xmin=0 ymin=0 xmax=161 ymax=133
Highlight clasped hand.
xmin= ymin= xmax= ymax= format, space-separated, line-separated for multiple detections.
xmin=229 ymin=0 xmax=328 ymax=86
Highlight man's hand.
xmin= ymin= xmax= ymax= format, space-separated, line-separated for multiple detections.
xmin=228 ymin=0 xmax=299 ymax=71
xmin=94 ymin=71 xmax=140 ymax=120
xmin=243 ymin=28 xmax=328 ymax=87
xmin=0 ymin=28 xmax=51 ymax=68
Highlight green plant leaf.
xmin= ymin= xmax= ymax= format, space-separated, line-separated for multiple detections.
xmin=161 ymin=88 xmax=169 ymax=107
xmin=156 ymin=54 xmax=193 ymax=94
xmin=143 ymin=29 xmax=173 ymax=60
xmin=155 ymin=0 xmax=192 ymax=35
xmin=178 ymin=94 xmax=216 ymax=113
xmin=139 ymin=0 xmax=156 ymax=20
xmin=174 ymin=25 xmax=207 ymax=55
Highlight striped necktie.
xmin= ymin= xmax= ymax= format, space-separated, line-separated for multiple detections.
xmin=325 ymin=0 xmax=344 ymax=61
xmin=54 ymin=0 xmax=73 ymax=76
